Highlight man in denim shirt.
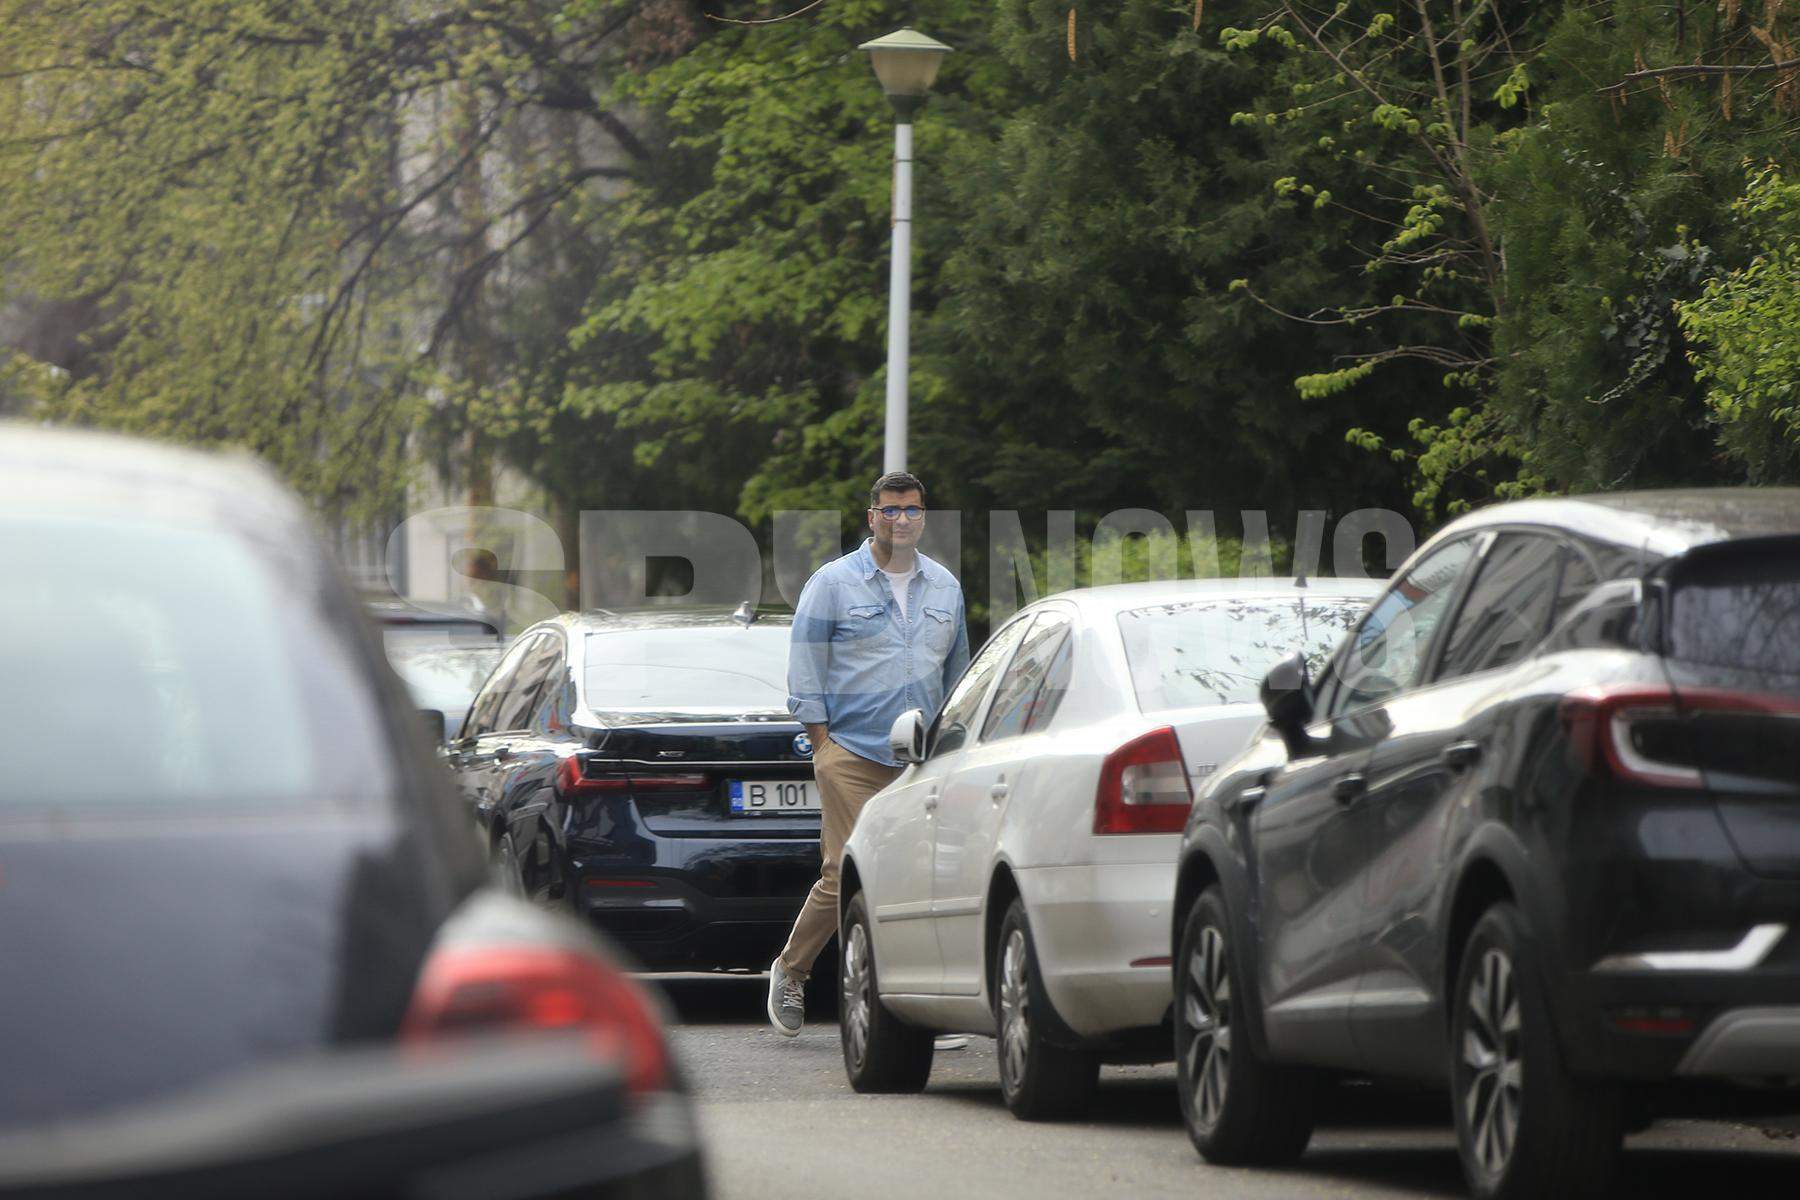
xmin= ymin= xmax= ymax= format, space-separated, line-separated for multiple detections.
xmin=767 ymin=471 xmax=969 ymax=1035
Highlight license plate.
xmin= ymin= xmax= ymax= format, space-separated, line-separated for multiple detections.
xmin=728 ymin=779 xmax=820 ymax=815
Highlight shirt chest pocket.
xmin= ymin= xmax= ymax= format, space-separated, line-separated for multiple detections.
xmin=834 ymin=603 xmax=888 ymax=642
xmin=918 ymin=604 xmax=954 ymax=652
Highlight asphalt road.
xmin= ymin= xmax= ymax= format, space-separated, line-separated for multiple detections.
xmin=647 ymin=973 xmax=1800 ymax=1200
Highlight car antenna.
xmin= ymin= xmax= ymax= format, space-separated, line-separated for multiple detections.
xmin=732 ymin=600 xmax=756 ymax=628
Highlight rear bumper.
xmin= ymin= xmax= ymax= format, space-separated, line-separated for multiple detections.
xmin=1559 ymin=950 xmax=1800 ymax=1082
xmin=569 ymin=836 xmax=820 ymax=971
xmin=1677 ymin=1007 xmax=1800 ymax=1077
xmin=1016 ymin=861 xmax=1175 ymax=1041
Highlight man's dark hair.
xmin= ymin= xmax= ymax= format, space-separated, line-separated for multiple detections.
xmin=869 ymin=471 xmax=926 ymax=509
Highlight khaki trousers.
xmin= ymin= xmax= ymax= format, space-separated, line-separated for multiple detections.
xmin=777 ymin=736 xmax=902 ymax=982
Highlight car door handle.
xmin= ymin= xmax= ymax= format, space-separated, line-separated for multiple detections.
xmin=1442 ymin=741 xmax=1483 ymax=771
xmin=989 ymin=782 xmax=1009 ymax=802
xmin=494 ymin=746 xmax=513 ymax=762
xmin=924 ymin=791 xmax=939 ymax=812
xmin=1230 ymin=785 xmax=1266 ymax=814
xmin=1332 ymin=773 xmax=1367 ymax=805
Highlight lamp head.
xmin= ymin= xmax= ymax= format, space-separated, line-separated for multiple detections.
xmin=859 ymin=28 xmax=952 ymax=116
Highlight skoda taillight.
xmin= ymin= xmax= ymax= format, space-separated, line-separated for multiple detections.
xmin=1094 ymin=726 xmax=1194 ymax=835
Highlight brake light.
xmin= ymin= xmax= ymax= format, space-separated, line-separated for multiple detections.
xmin=556 ymin=756 xmax=708 ymax=795
xmin=402 ymin=945 xmax=670 ymax=1094
xmin=1560 ymin=684 xmax=1800 ymax=789
xmin=1095 ymin=726 xmax=1194 ymax=834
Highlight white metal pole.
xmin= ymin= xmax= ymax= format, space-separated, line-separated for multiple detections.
xmin=883 ymin=120 xmax=913 ymax=475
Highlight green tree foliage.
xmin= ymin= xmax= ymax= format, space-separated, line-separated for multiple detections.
xmin=0 ymin=0 xmax=651 ymax=521
xmin=930 ymin=0 xmax=1420 ymax=527
xmin=1679 ymin=163 xmax=1800 ymax=482
xmin=3 ymin=0 xmax=1797 ymax=558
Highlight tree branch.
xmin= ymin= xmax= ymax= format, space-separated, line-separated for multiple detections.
xmin=1602 ymin=59 xmax=1800 ymax=91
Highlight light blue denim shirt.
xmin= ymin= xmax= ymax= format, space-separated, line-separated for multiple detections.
xmin=787 ymin=539 xmax=971 ymax=766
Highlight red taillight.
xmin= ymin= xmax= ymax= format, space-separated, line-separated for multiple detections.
xmin=402 ymin=946 xmax=670 ymax=1095
xmin=1094 ymin=726 xmax=1194 ymax=835
xmin=556 ymin=756 xmax=708 ymax=795
xmin=1560 ymin=684 xmax=1800 ymax=789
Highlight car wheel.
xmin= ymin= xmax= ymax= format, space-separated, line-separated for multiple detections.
xmin=1175 ymin=887 xmax=1316 ymax=1164
xmin=840 ymin=891 xmax=933 ymax=1093
xmin=994 ymin=898 xmax=1099 ymax=1120
xmin=493 ymin=832 xmax=527 ymax=898
xmin=1452 ymin=903 xmax=1621 ymax=1200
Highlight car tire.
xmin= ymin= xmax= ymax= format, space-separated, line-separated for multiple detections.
xmin=1175 ymin=887 xmax=1316 ymax=1165
xmin=993 ymin=898 xmax=1099 ymax=1121
xmin=1451 ymin=903 xmax=1622 ymax=1200
xmin=840 ymin=891 xmax=933 ymax=1093
xmin=493 ymin=832 xmax=527 ymax=898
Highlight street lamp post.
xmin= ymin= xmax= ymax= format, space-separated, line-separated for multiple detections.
xmin=859 ymin=28 xmax=951 ymax=475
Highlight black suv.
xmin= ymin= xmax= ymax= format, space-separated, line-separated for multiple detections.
xmin=1171 ymin=490 xmax=1800 ymax=1199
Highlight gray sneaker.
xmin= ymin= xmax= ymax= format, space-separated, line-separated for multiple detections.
xmin=767 ymin=958 xmax=804 ymax=1037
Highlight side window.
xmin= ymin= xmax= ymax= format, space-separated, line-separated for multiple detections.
xmin=981 ymin=610 xmax=1074 ymax=744
xmin=491 ymin=633 xmax=553 ymax=733
xmin=1021 ymin=630 xmax=1074 ymax=736
xmin=1543 ymin=579 xmax=1642 ymax=653
xmin=929 ymin=617 xmax=1030 ymax=759
xmin=463 ymin=634 xmax=537 ymax=739
xmin=1434 ymin=533 xmax=1563 ymax=682
xmin=1329 ymin=536 xmax=1478 ymax=716
xmin=527 ymin=638 xmax=571 ymax=735
xmin=1548 ymin=544 xmax=1601 ymax=632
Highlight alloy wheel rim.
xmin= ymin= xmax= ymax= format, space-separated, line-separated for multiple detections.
xmin=844 ymin=920 xmax=872 ymax=1069
xmin=998 ymin=929 xmax=1030 ymax=1094
xmin=1182 ymin=925 xmax=1232 ymax=1132
xmin=1461 ymin=948 xmax=1523 ymax=1178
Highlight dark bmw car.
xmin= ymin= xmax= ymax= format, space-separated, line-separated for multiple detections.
xmin=446 ymin=611 xmax=821 ymax=972
xmin=1171 ymin=490 xmax=1800 ymax=1199
xmin=0 ymin=426 xmax=703 ymax=1198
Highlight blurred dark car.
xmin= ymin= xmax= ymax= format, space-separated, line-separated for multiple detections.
xmin=1171 ymin=489 xmax=1800 ymax=1199
xmin=445 ymin=611 xmax=821 ymax=973
xmin=0 ymin=427 xmax=704 ymax=1199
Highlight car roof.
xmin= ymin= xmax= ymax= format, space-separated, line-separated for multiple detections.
xmin=1437 ymin=489 xmax=1800 ymax=558
xmin=0 ymin=423 xmax=307 ymax=535
xmin=1032 ymin=577 xmax=1385 ymax=621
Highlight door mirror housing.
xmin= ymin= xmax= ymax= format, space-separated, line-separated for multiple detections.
xmin=1259 ymin=653 xmax=1315 ymax=758
xmin=888 ymin=708 xmax=928 ymax=764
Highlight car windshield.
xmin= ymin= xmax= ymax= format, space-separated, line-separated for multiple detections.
xmin=583 ymin=626 xmax=791 ymax=711
xmin=0 ymin=512 xmax=397 ymax=808
xmin=1118 ymin=596 xmax=1368 ymax=711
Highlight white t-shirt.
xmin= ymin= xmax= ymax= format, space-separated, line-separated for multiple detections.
xmin=882 ymin=566 xmax=918 ymax=620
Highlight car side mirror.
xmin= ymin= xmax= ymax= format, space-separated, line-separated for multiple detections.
xmin=1259 ymin=653 xmax=1315 ymax=759
xmin=419 ymin=708 xmax=447 ymax=744
xmin=888 ymin=708 xmax=927 ymax=765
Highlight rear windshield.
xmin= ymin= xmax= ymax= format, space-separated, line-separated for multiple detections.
xmin=584 ymin=626 xmax=791 ymax=711
xmin=1118 ymin=596 xmax=1368 ymax=712
xmin=1669 ymin=551 xmax=1800 ymax=677
xmin=0 ymin=513 xmax=398 ymax=809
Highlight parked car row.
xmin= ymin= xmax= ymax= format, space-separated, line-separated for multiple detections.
xmin=832 ymin=490 xmax=1800 ymax=1200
